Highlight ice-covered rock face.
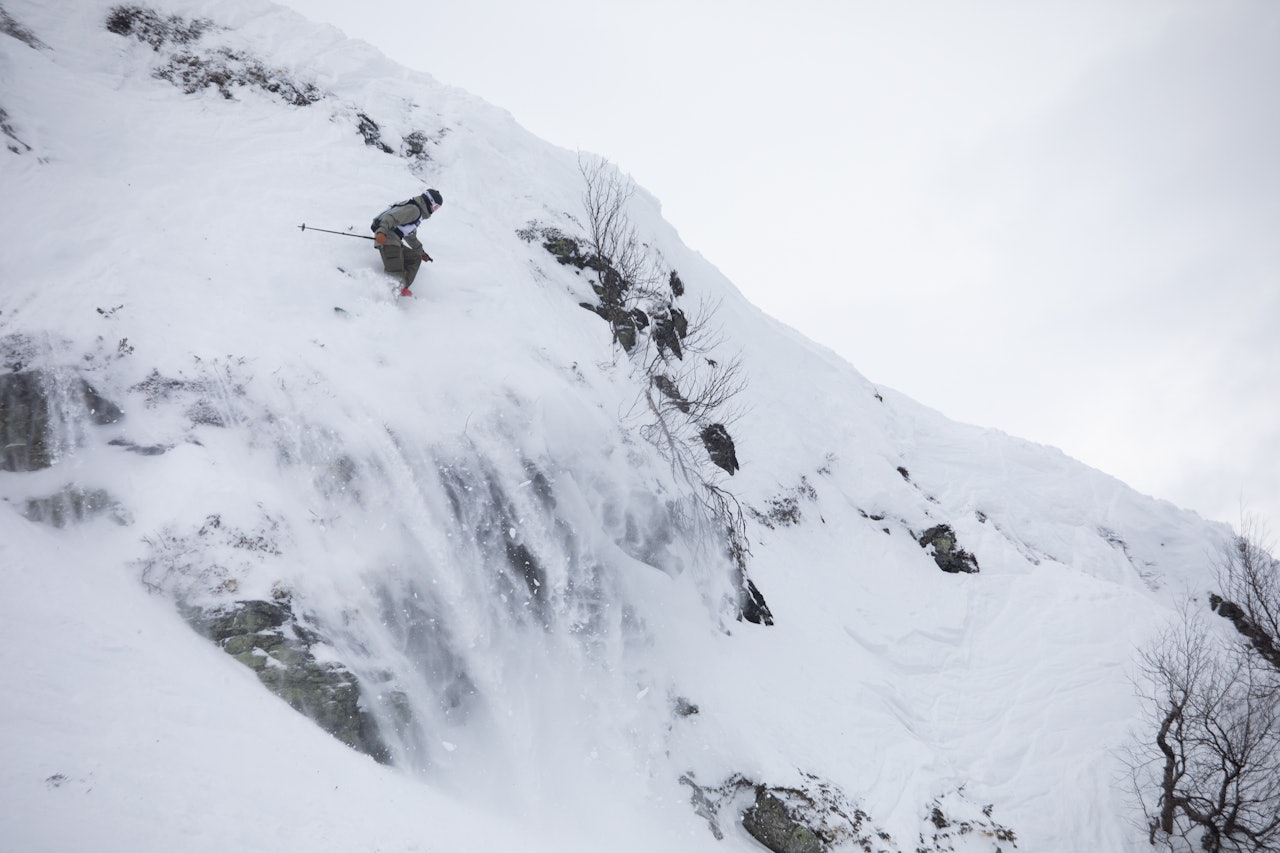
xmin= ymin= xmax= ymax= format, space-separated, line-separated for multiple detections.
xmin=0 ymin=368 xmax=122 ymax=472
xmin=0 ymin=333 xmax=751 ymax=806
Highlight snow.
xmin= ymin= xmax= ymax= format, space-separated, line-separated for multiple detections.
xmin=0 ymin=1 xmax=1240 ymax=851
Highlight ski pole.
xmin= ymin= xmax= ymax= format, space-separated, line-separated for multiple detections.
xmin=298 ymin=223 xmax=375 ymax=241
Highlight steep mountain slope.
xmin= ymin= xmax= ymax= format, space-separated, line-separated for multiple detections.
xmin=1 ymin=2 xmax=1236 ymax=851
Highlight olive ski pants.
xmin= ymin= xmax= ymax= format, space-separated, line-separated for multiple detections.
xmin=379 ymin=244 xmax=423 ymax=287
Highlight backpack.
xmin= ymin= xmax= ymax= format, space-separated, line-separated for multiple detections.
xmin=370 ymin=197 xmax=426 ymax=234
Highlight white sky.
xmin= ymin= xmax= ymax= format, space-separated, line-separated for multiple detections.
xmin=278 ymin=0 xmax=1279 ymax=528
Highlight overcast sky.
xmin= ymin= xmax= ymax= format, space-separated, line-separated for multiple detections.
xmin=279 ymin=0 xmax=1279 ymax=530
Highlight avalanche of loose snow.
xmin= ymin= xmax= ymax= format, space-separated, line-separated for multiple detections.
xmin=0 ymin=2 xmax=1236 ymax=851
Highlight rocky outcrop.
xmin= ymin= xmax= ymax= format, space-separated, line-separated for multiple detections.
xmin=743 ymin=790 xmax=829 ymax=853
xmin=22 ymin=485 xmax=131 ymax=527
xmin=681 ymin=774 xmax=881 ymax=852
xmin=652 ymin=307 xmax=689 ymax=360
xmin=738 ymin=575 xmax=774 ymax=626
xmin=681 ymin=773 xmax=1017 ymax=853
xmin=1 ymin=369 xmax=123 ymax=471
xmin=1210 ymin=594 xmax=1280 ymax=671
xmin=652 ymin=374 xmax=692 ymax=413
xmin=918 ymin=524 xmax=979 ymax=574
xmin=184 ymin=598 xmax=392 ymax=763
xmin=1 ymin=6 xmax=47 ymax=50
xmin=700 ymin=423 xmax=739 ymax=475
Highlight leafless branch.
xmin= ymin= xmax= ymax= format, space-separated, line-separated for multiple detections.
xmin=1130 ymin=601 xmax=1280 ymax=852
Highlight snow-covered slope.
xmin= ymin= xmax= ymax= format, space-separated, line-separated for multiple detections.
xmin=0 ymin=2 xmax=1236 ymax=851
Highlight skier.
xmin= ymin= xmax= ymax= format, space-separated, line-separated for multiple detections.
xmin=371 ymin=188 xmax=443 ymax=297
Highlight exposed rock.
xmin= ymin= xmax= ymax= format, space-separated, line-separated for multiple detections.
xmin=679 ymin=774 xmax=725 ymax=840
xmin=653 ymin=307 xmax=688 ymax=360
xmin=22 ymin=485 xmax=131 ymax=527
xmin=2 ymin=7 xmax=47 ymax=50
xmin=184 ymin=599 xmax=392 ymax=763
xmin=599 ymin=304 xmax=649 ymax=352
xmin=684 ymin=774 xmax=885 ymax=852
xmin=739 ymin=576 xmax=773 ymax=626
xmin=527 ymin=227 xmax=598 ymax=272
xmin=400 ymin=129 xmax=435 ymax=162
xmin=1210 ymin=593 xmax=1280 ymax=671
xmin=918 ymin=524 xmax=979 ymax=574
xmin=918 ymin=792 xmax=1019 ymax=851
xmin=108 ymin=437 xmax=171 ymax=455
xmin=522 ymin=222 xmax=677 ymax=355
xmin=652 ymin=374 xmax=691 ymax=413
xmin=195 ymin=599 xmax=291 ymax=640
xmin=700 ymin=423 xmax=739 ymax=475
xmin=684 ymin=773 xmax=1016 ymax=853
xmin=356 ymin=112 xmax=393 ymax=152
xmin=105 ymin=5 xmax=322 ymax=106
xmin=155 ymin=47 xmax=323 ymax=105
xmin=1 ymin=370 xmax=123 ymax=472
xmin=1 ymin=372 xmax=52 ymax=470
xmin=1 ymin=106 xmax=32 ymax=155
xmin=105 ymin=4 xmax=213 ymax=50
xmin=743 ymin=791 xmax=828 ymax=853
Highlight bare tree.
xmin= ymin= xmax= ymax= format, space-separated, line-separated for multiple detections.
xmin=1130 ymin=522 xmax=1280 ymax=852
xmin=638 ymin=298 xmax=746 ymax=473
xmin=574 ymin=153 xmax=764 ymax=622
xmin=574 ymin=154 xmax=746 ymax=481
xmin=578 ymin=154 xmax=663 ymax=299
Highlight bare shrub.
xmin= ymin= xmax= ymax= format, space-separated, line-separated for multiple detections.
xmin=572 ymin=156 xmax=762 ymax=621
xmin=1129 ymin=520 xmax=1280 ymax=852
xmin=578 ymin=154 xmax=664 ymax=300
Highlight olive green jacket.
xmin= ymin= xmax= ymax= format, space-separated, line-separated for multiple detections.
xmin=374 ymin=194 xmax=433 ymax=249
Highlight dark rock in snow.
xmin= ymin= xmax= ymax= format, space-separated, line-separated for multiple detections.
xmin=184 ymin=598 xmax=392 ymax=763
xmin=22 ymin=485 xmax=132 ymax=527
xmin=1 ymin=7 xmax=48 ymax=50
xmin=0 ymin=370 xmax=123 ymax=472
xmin=739 ymin=576 xmax=773 ymax=626
xmin=108 ymin=437 xmax=171 ymax=456
xmin=1210 ymin=593 xmax=1280 ymax=670
xmin=679 ymin=772 xmax=1013 ymax=852
xmin=700 ymin=423 xmax=739 ymax=475
xmin=653 ymin=308 xmax=687 ymax=360
xmin=743 ymin=790 xmax=828 ymax=853
xmin=652 ymin=374 xmax=691 ymax=413
xmin=918 ymin=524 xmax=980 ymax=574
xmin=105 ymin=4 xmax=213 ymax=50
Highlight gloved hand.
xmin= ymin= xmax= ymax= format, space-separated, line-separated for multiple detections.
xmin=422 ymin=252 xmax=433 ymax=262
xmin=374 ymin=232 xmax=387 ymax=245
